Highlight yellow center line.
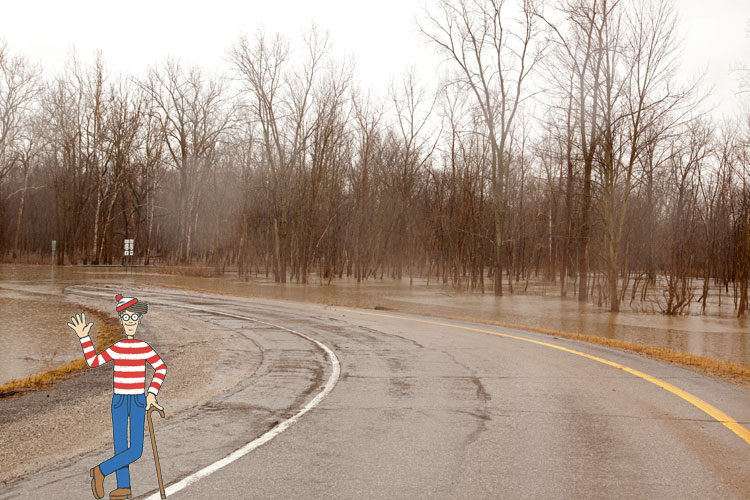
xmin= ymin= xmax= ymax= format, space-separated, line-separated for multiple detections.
xmin=334 ymin=307 xmax=750 ymax=446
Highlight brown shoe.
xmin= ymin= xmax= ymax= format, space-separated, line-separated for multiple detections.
xmin=90 ymin=466 xmax=105 ymax=499
xmin=109 ymin=487 xmax=132 ymax=500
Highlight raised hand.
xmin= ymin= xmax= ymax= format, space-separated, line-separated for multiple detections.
xmin=67 ymin=312 xmax=94 ymax=339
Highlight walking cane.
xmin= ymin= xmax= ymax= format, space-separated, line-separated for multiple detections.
xmin=147 ymin=407 xmax=167 ymax=499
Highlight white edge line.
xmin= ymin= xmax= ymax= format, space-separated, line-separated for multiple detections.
xmin=115 ymin=303 xmax=342 ymax=500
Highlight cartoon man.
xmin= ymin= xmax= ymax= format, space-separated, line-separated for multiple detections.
xmin=68 ymin=294 xmax=167 ymax=500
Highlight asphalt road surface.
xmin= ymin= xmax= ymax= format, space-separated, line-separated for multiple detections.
xmin=3 ymin=285 xmax=749 ymax=499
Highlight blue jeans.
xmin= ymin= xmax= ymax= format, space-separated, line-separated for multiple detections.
xmin=99 ymin=394 xmax=146 ymax=488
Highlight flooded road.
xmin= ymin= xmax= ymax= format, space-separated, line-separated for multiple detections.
xmin=0 ymin=263 xmax=748 ymax=385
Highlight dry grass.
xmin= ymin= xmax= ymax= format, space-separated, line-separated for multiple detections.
xmin=0 ymin=307 xmax=122 ymax=398
xmin=155 ymin=264 xmax=219 ymax=278
xmin=0 ymin=252 xmax=50 ymax=265
xmin=153 ymin=283 xmax=750 ymax=387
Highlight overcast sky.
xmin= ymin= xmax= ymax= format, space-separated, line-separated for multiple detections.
xmin=1 ymin=0 xmax=748 ymax=118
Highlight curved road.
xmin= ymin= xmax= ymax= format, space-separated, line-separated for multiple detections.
xmin=3 ymin=285 xmax=749 ymax=499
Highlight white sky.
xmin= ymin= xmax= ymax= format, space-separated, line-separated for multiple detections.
xmin=0 ymin=0 xmax=748 ymax=117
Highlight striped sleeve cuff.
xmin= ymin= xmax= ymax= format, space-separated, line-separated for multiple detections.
xmin=79 ymin=336 xmax=94 ymax=356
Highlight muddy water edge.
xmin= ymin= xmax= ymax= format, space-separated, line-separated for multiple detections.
xmin=0 ymin=263 xmax=748 ymax=387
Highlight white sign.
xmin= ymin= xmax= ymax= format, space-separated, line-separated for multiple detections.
xmin=124 ymin=239 xmax=134 ymax=256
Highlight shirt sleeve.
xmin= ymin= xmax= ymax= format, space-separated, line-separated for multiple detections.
xmin=79 ymin=336 xmax=116 ymax=367
xmin=145 ymin=348 xmax=167 ymax=396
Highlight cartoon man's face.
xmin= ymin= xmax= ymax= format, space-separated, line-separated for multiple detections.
xmin=119 ymin=311 xmax=142 ymax=337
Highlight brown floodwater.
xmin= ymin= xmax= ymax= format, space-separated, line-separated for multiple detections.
xmin=0 ymin=263 xmax=748 ymax=385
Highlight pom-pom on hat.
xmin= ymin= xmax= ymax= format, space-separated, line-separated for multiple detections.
xmin=115 ymin=294 xmax=138 ymax=312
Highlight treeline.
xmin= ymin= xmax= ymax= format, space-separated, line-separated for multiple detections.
xmin=0 ymin=0 xmax=749 ymax=316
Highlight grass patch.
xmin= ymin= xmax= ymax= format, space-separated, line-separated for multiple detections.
xmin=153 ymin=283 xmax=750 ymax=387
xmin=0 ymin=307 xmax=122 ymax=398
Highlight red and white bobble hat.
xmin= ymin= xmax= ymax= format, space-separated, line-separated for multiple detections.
xmin=115 ymin=294 xmax=138 ymax=312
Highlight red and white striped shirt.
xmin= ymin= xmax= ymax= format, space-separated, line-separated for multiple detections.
xmin=79 ymin=336 xmax=167 ymax=395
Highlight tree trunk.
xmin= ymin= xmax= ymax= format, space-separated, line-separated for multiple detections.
xmin=13 ymin=166 xmax=30 ymax=258
xmin=578 ymin=159 xmax=592 ymax=301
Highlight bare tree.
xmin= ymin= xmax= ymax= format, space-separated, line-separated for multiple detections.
xmin=139 ymin=59 xmax=232 ymax=262
xmin=658 ymin=121 xmax=709 ymax=314
xmin=296 ymin=58 xmax=352 ymax=283
xmin=229 ymin=27 xmax=328 ymax=282
xmin=0 ymin=41 xmax=39 ymax=185
xmin=390 ymin=68 xmax=439 ymax=282
xmin=539 ymin=0 xmax=609 ymax=301
xmin=421 ymin=0 xmax=543 ymax=295
xmin=9 ymin=109 xmax=46 ymax=257
xmin=735 ymin=19 xmax=750 ymax=94
xmin=135 ymin=91 xmax=168 ymax=265
xmin=733 ymin=110 xmax=750 ymax=317
xmin=597 ymin=0 xmax=692 ymax=311
xmin=45 ymin=54 xmax=96 ymax=264
xmin=0 ymin=41 xmax=39 ymax=249
xmin=351 ymin=89 xmax=384 ymax=282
